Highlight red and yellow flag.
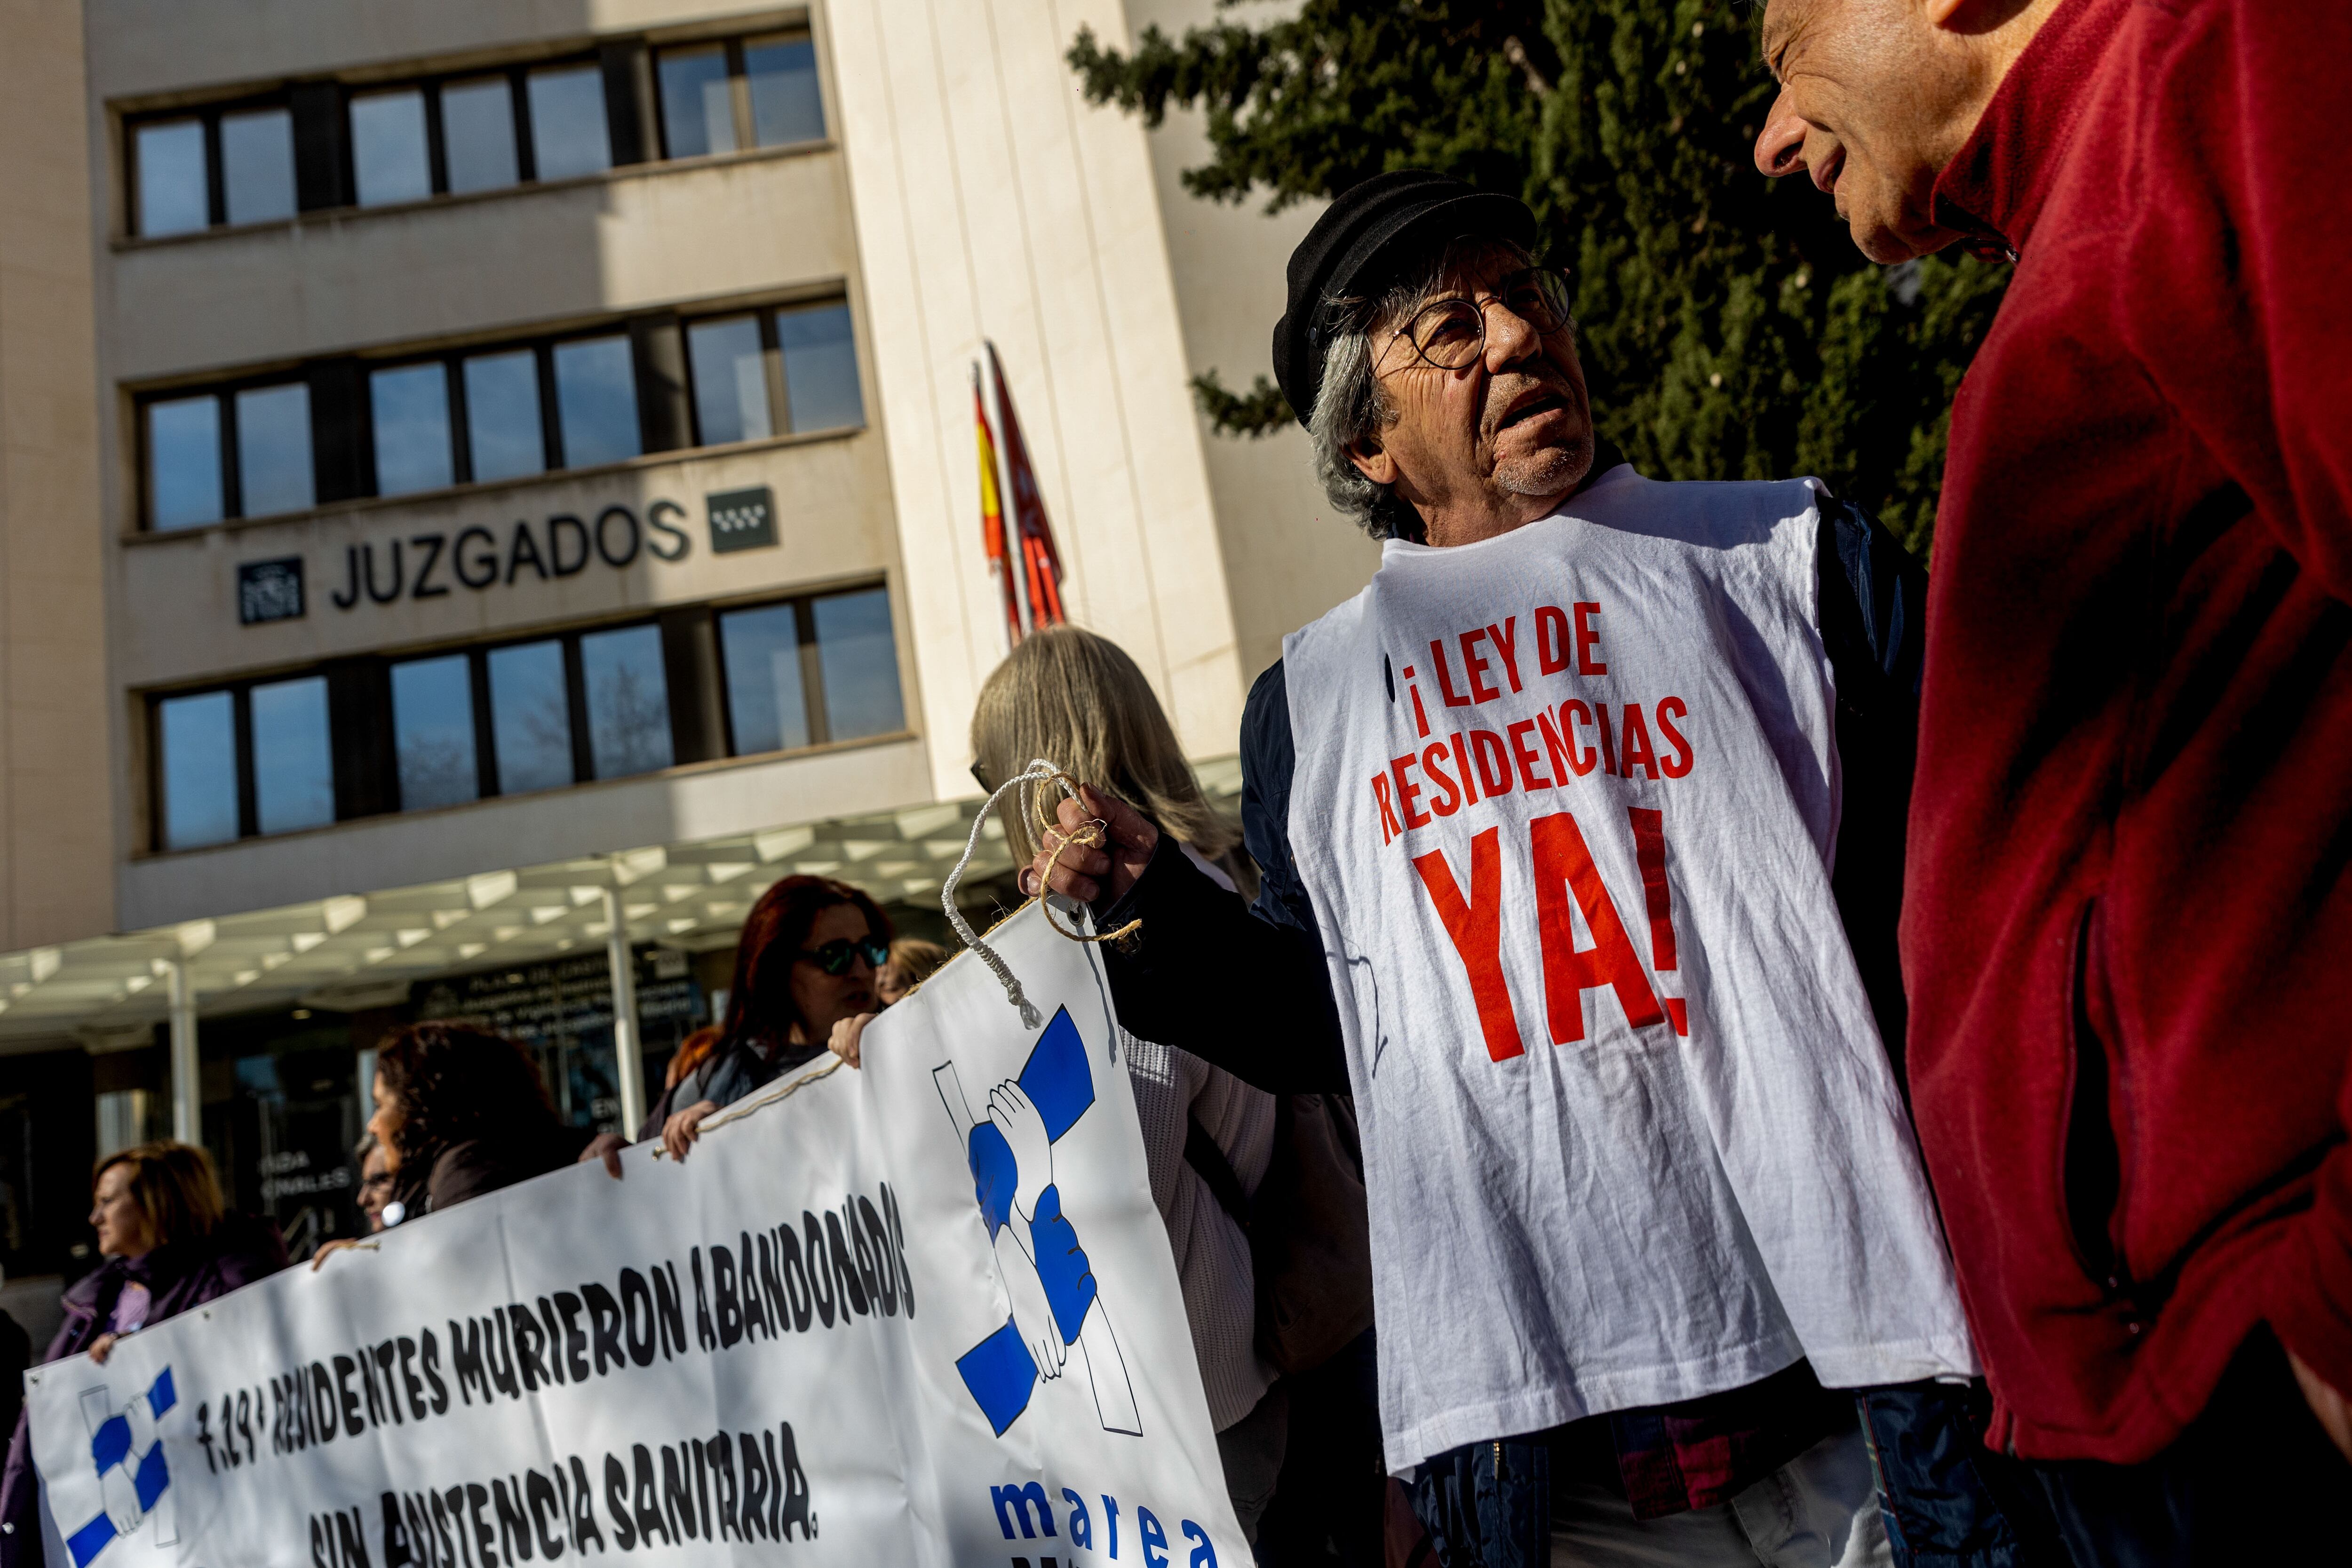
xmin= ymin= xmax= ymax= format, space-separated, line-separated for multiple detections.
xmin=987 ymin=342 xmax=1065 ymax=629
xmin=974 ymin=363 xmax=1022 ymax=651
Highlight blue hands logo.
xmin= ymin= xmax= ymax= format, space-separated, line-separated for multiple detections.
xmin=67 ymin=1367 xmax=177 ymax=1566
xmin=939 ymin=1006 xmax=1140 ymax=1440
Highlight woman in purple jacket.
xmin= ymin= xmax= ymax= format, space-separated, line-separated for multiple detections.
xmin=0 ymin=1141 xmax=285 ymax=1565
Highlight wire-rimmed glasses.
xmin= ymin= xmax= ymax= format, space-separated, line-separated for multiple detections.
xmin=1389 ymin=266 xmax=1574 ymax=371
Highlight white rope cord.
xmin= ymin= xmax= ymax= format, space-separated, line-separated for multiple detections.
xmin=686 ymin=1054 xmax=845 ymax=1140
xmin=941 ymin=757 xmax=1085 ymax=1028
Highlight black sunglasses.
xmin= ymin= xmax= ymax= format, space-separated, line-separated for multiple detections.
xmin=799 ymin=937 xmax=889 ymax=976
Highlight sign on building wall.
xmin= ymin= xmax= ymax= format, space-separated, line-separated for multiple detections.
xmin=25 ymin=908 xmax=1244 ymax=1568
xmin=237 ymin=559 xmax=305 ymax=626
xmin=705 ymin=487 xmax=778 ymax=554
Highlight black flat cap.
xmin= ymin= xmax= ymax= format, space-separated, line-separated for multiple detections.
xmin=1271 ymin=170 xmax=1535 ymax=428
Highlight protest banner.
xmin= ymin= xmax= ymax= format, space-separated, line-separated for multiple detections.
xmin=26 ymin=902 xmax=1243 ymax=1568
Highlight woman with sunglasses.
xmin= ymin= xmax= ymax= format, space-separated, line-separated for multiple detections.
xmin=651 ymin=874 xmax=894 ymax=1163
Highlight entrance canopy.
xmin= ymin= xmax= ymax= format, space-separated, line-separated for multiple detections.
xmin=0 ymin=759 xmax=1239 ymax=1053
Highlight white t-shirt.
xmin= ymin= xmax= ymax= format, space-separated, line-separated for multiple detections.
xmin=1279 ymin=467 xmax=1975 ymax=1472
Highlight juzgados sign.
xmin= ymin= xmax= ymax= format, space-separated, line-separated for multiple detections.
xmin=235 ymin=489 xmax=781 ymax=627
xmin=326 ymin=502 xmax=692 ymax=609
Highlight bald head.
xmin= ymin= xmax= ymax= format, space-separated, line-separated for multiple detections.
xmin=1752 ymin=0 xmax=2059 ymax=261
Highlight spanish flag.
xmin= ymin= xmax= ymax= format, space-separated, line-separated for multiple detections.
xmin=974 ymin=363 xmax=1022 ymax=651
xmin=987 ymin=342 xmax=1065 ymax=629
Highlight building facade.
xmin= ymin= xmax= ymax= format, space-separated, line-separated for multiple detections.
xmin=0 ymin=0 xmax=1372 ymax=1300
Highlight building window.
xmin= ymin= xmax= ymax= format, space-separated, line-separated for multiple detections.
xmin=250 ymin=676 xmax=336 ymax=835
xmin=653 ymin=32 xmax=825 ymax=159
xmin=777 ymin=303 xmax=864 ymax=433
xmin=147 ymin=591 xmax=906 ymax=850
xmin=133 ymin=119 xmax=210 ymax=237
xmin=220 ymin=108 xmax=298 ymax=224
xmin=130 ymin=98 xmax=298 ymax=236
xmin=487 ymin=640 xmax=574 ymax=795
xmin=656 ymin=45 xmax=736 ymax=159
xmin=580 ymin=624 xmax=674 ymax=779
xmin=745 ymin=36 xmax=825 ymax=147
xmin=135 ymin=298 xmax=862 ymax=527
xmin=681 ymin=302 xmax=863 ymax=448
xmin=716 ymin=602 xmax=810 ymax=753
xmin=462 ymin=350 xmax=547 ymax=482
xmin=685 ymin=316 xmax=771 ymax=445
xmin=369 ymin=363 xmax=456 ymax=496
xmin=810 ymin=588 xmax=906 ymax=740
xmin=551 ymin=335 xmax=641 ymax=468
xmin=441 ymin=77 xmax=521 ymax=193
xmin=126 ymin=27 xmax=827 ymax=237
xmin=350 ymin=88 xmax=433 ymax=207
xmin=233 ymin=384 xmax=316 ymax=517
xmin=526 ymin=64 xmax=613 ymax=180
xmin=390 ymin=654 xmax=480 ymax=810
xmin=156 ymin=689 xmax=238 ymax=849
xmin=146 ymin=394 xmax=224 ymax=530
xmin=715 ymin=585 xmax=905 ymax=757
xmin=143 ymin=378 xmax=318 ymax=531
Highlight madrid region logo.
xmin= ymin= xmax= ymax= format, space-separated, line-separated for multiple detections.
xmin=938 ymin=1005 xmax=1140 ymax=1439
xmin=66 ymin=1368 xmax=178 ymax=1565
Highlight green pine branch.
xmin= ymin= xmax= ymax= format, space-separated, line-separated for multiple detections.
xmin=1069 ymin=0 xmax=2007 ymax=546
xmin=1190 ymin=370 xmax=1295 ymax=438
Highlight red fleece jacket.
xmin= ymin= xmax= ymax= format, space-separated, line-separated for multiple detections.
xmin=1906 ymin=0 xmax=2352 ymax=1462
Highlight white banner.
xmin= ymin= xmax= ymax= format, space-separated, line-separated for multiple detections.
xmin=28 ymin=906 xmax=1244 ymax=1568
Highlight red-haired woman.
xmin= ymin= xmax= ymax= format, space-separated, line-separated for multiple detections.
xmin=582 ymin=875 xmax=891 ymax=1173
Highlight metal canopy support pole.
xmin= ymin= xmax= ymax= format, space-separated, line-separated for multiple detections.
xmin=167 ymin=960 xmax=200 ymax=1145
xmin=603 ymin=883 xmax=645 ymax=1136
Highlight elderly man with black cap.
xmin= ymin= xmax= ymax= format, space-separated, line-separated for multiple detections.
xmin=1020 ymin=173 xmax=2018 ymax=1566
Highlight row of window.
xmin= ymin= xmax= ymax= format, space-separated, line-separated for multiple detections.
xmin=129 ymin=31 xmax=824 ymax=238
xmin=142 ymin=300 xmax=861 ymax=531
xmin=151 ymin=587 xmax=906 ymax=852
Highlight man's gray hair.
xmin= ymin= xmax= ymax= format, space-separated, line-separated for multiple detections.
xmin=1307 ymin=236 xmax=1541 ymax=542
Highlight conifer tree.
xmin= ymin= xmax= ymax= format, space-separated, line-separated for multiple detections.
xmin=1069 ymin=0 xmax=2006 ymax=550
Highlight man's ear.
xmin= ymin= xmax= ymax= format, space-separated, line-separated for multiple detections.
xmin=1347 ymin=436 xmax=1399 ymax=487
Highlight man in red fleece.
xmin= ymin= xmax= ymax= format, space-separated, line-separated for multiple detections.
xmin=1751 ymin=0 xmax=2351 ymax=1560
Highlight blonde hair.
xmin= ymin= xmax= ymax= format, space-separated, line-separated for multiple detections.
xmin=970 ymin=627 xmax=1236 ymax=865
xmin=886 ymin=938 xmax=949 ymax=988
xmin=94 ymin=1140 xmax=225 ymax=1249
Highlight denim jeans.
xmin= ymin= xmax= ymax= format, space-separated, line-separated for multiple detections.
xmin=1413 ymin=1422 xmax=1891 ymax=1568
xmin=1857 ymin=1382 xmax=2066 ymax=1568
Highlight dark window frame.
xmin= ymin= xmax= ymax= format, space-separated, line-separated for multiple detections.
xmin=710 ymin=582 xmax=909 ymax=760
xmin=678 ymin=297 xmax=864 ymax=447
xmin=134 ymin=296 xmax=858 ymax=529
xmin=651 ymin=28 xmax=825 ymax=161
xmin=120 ymin=45 xmax=644 ymax=234
xmin=117 ymin=23 xmax=825 ymax=237
xmin=124 ymin=89 xmax=294 ymax=236
xmin=135 ymin=369 xmax=318 ymax=530
xmin=145 ymin=669 xmax=330 ymax=850
xmin=143 ymin=586 xmax=904 ymax=852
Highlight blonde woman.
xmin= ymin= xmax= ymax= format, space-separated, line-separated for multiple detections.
xmin=836 ymin=627 xmax=1289 ymax=1541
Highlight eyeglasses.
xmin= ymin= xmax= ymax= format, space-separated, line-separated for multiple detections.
xmin=1388 ymin=266 xmax=1574 ymax=372
xmin=799 ymin=937 xmax=889 ymax=976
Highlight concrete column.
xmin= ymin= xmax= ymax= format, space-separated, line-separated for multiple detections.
xmin=167 ymin=960 xmax=199 ymax=1144
xmin=603 ymin=885 xmax=644 ymax=1136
